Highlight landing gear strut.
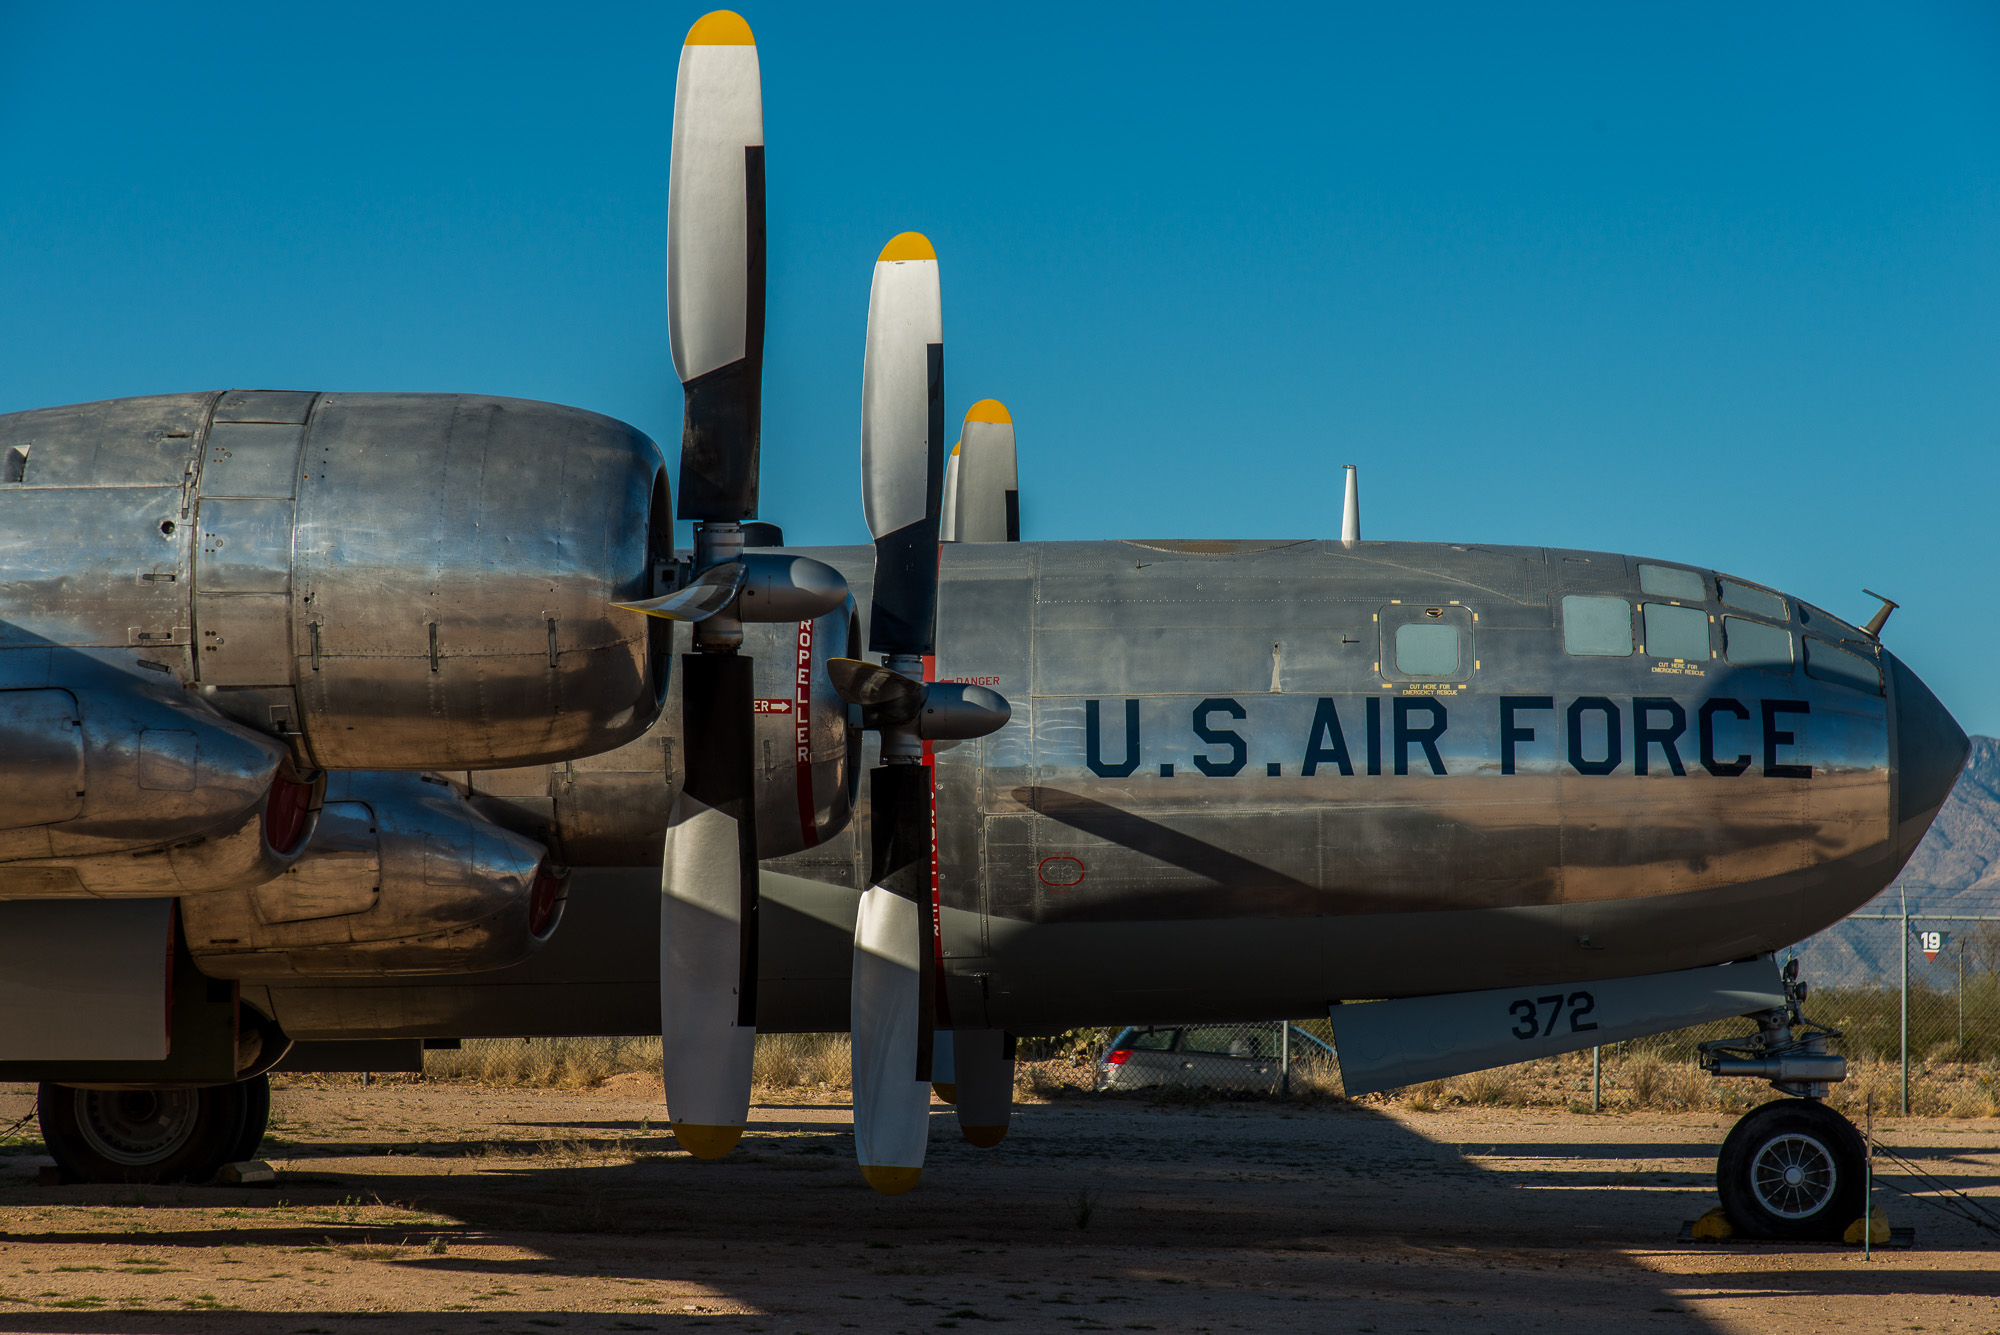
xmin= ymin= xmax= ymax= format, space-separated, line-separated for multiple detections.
xmin=37 ymin=1075 xmax=271 ymax=1185
xmin=1700 ymin=960 xmax=1864 ymax=1241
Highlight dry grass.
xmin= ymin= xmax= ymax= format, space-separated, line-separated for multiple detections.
xmin=331 ymin=1241 xmax=406 ymax=1262
xmin=1401 ymin=1080 xmax=1447 ymax=1113
xmin=1018 ymin=1059 xmax=1088 ymax=1101
xmin=400 ymin=1032 xmax=2000 ymax=1121
xmin=418 ymin=1034 xmax=854 ymax=1093
xmin=421 ymin=1036 xmax=660 ymax=1089
xmin=751 ymin=1033 xmax=850 ymax=1090
xmin=1449 ymin=1066 xmax=1526 ymax=1108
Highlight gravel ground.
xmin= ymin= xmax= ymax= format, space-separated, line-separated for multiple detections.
xmin=0 ymin=1077 xmax=1990 ymax=1334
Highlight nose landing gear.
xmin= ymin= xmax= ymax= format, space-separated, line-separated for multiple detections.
xmin=1700 ymin=960 xmax=1866 ymax=1241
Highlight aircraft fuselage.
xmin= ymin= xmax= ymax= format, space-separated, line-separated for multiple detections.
xmin=259 ymin=535 xmax=1964 ymax=1042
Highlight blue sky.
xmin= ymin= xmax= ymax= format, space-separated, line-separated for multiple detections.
xmin=4 ymin=3 xmax=1998 ymax=731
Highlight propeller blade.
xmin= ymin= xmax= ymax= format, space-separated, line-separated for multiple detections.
xmin=657 ymin=10 xmax=770 ymax=1163
xmin=939 ymin=439 xmax=963 ymax=542
xmin=670 ymin=9 xmax=765 ymax=521
xmin=659 ymin=652 xmax=759 ymax=1158
xmin=851 ymin=763 xmax=936 ymax=1194
xmin=614 ymin=562 xmax=748 ymax=621
xmin=949 ymin=1028 xmax=1014 ymax=1147
xmin=948 ymin=400 xmax=1020 ymax=542
xmin=860 ymin=232 xmax=945 ymax=656
xmin=930 ymin=1029 xmax=956 ymax=1103
xmin=827 ymin=657 xmax=925 ymax=729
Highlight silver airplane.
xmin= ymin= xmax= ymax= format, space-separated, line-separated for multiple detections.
xmin=0 ymin=10 xmax=1966 ymax=1241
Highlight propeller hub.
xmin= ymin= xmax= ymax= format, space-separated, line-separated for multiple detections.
xmin=880 ymin=653 xmax=927 ymax=762
xmin=691 ymin=521 xmax=746 ymax=650
xmin=691 ymin=519 xmax=745 ymax=569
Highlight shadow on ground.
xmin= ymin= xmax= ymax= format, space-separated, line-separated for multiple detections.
xmin=0 ymin=1084 xmax=1990 ymax=1334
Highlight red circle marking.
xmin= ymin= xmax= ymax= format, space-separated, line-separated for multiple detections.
xmin=1038 ymin=855 xmax=1086 ymax=890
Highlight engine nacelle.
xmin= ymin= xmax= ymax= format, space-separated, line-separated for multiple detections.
xmin=460 ymin=598 xmax=860 ymax=865
xmin=0 ymin=681 xmax=318 ymax=897
xmin=0 ymin=390 xmax=670 ymax=771
xmin=182 ymin=771 xmax=562 ymax=981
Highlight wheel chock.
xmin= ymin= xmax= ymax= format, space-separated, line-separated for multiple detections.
xmin=1690 ymin=1206 xmax=1733 ymax=1241
xmin=218 ymin=1160 xmax=276 ymax=1186
xmin=1843 ymin=1207 xmax=1890 ymax=1246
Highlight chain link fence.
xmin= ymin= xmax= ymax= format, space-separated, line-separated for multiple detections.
xmin=1602 ymin=884 xmax=2000 ymax=1113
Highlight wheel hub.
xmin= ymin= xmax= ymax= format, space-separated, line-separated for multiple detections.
xmin=71 ymin=1089 xmax=200 ymax=1167
xmin=1751 ymin=1130 xmax=1837 ymax=1218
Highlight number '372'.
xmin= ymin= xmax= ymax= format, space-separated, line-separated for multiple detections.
xmin=1509 ymin=992 xmax=1598 ymax=1039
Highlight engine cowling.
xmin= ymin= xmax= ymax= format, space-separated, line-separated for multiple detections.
xmin=0 ymin=390 xmax=670 ymax=771
xmin=460 ymin=598 xmax=861 ymax=865
xmin=0 ymin=681 xmax=319 ymax=896
xmin=181 ymin=771 xmax=562 ymax=981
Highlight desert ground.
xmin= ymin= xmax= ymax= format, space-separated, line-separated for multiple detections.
xmin=0 ymin=1075 xmax=1992 ymax=1335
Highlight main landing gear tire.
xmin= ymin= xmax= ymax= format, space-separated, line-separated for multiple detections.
xmin=37 ymin=1076 xmax=272 ymax=1185
xmin=1716 ymin=1098 xmax=1866 ymax=1241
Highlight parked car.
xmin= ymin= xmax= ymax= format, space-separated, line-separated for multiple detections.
xmin=1096 ymin=1022 xmax=1336 ymax=1094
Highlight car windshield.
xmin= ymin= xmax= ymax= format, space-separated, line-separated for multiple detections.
xmin=1127 ymin=1028 xmax=1176 ymax=1052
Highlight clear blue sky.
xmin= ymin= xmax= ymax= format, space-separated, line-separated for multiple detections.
xmin=4 ymin=4 xmax=1997 ymax=731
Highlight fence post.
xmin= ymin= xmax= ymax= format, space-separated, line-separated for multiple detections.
xmin=1900 ymin=884 xmax=1910 ymax=1117
xmin=1591 ymin=1045 xmax=1600 ymax=1113
xmin=1280 ymin=1022 xmax=1291 ymax=1098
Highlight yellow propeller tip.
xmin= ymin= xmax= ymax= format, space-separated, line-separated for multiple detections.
xmin=931 ymin=1082 xmax=958 ymax=1105
xmin=685 ymin=10 xmax=754 ymax=44
xmin=963 ymin=399 xmax=1011 ymax=425
xmin=672 ymin=1123 xmax=743 ymax=1159
xmin=861 ymin=1164 xmax=923 ymax=1195
xmin=961 ymin=1125 xmax=1009 ymax=1148
xmin=878 ymin=232 xmax=936 ymax=263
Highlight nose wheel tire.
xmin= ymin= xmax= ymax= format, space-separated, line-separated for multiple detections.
xmin=1716 ymin=1098 xmax=1866 ymax=1240
xmin=37 ymin=1076 xmax=270 ymax=1185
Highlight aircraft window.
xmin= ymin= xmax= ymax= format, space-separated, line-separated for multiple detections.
xmin=1643 ymin=602 xmax=1710 ymax=660
xmin=1130 ymin=1028 xmax=1177 ymax=1052
xmin=1562 ymin=595 xmax=1632 ymax=657
xmin=1719 ymin=580 xmax=1787 ymax=621
xmin=1805 ymin=637 xmax=1883 ymax=695
xmin=1180 ymin=1025 xmax=1276 ymax=1058
xmin=1394 ymin=623 xmax=1460 ymax=676
xmin=1723 ymin=616 xmax=1793 ymax=669
xmin=1799 ymin=602 xmax=1868 ymax=642
xmin=1639 ymin=564 xmax=1705 ymax=601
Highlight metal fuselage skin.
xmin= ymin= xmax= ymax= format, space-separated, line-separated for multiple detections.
xmin=260 ymin=537 xmax=1964 ymax=1043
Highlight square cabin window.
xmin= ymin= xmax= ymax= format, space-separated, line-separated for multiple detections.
xmin=1805 ymin=638 xmax=1883 ymax=695
xmin=1719 ymin=579 xmax=1787 ymax=621
xmin=1394 ymin=623 xmax=1459 ymax=676
xmin=1724 ymin=616 xmax=1793 ymax=669
xmin=1639 ymin=564 xmax=1706 ymax=602
xmin=1562 ymin=595 xmax=1632 ymax=656
xmin=1642 ymin=603 xmax=1710 ymax=661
